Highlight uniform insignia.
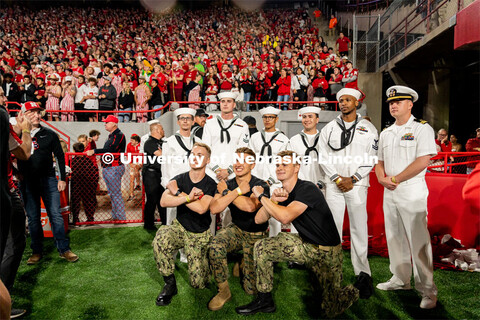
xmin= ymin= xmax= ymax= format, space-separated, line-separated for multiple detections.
xmin=401 ymin=133 xmax=414 ymax=141
xmin=274 ymin=139 xmax=284 ymax=143
xmin=356 ymin=126 xmax=368 ymax=133
xmin=373 ymin=139 xmax=378 ymax=150
xmin=388 ymin=89 xmax=397 ymax=97
xmin=234 ymin=124 xmax=244 ymax=127
xmin=414 ymin=118 xmax=428 ymax=124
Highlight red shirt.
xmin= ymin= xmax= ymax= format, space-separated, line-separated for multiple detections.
xmin=276 ymin=76 xmax=291 ymax=96
xmin=312 ymin=78 xmax=329 ymax=91
xmin=343 ymin=69 xmax=358 ymax=89
xmin=336 ymin=37 xmax=351 ymax=52
xmin=126 ymin=142 xmax=140 ymax=154
xmin=435 ymin=139 xmax=453 ymax=153
xmin=184 ymin=69 xmax=197 ymax=84
xmin=170 ymin=69 xmax=184 ymax=89
xmin=156 ymin=72 xmax=168 ymax=93
xmin=219 ymin=71 xmax=233 ymax=90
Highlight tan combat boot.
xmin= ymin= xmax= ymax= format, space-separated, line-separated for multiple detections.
xmin=208 ymin=281 xmax=232 ymax=311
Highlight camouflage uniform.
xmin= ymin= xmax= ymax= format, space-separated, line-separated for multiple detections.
xmin=153 ymin=219 xmax=212 ymax=289
xmin=209 ymin=224 xmax=267 ymax=293
xmin=254 ymin=232 xmax=359 ymax=318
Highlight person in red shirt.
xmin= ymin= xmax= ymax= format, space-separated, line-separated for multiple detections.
xmin=218 ymin=64 xmax=233 ymax=92
xmin=312 ymin=70 xmax=329 ymax=109
xmin=275 ymin=69 xmax=291 ymax=110
xmin=465 ymin=128 xmax=480 ymax=174
xmin=342 ymin=61 xmax=358 ymax=89
xmin=336 ymin=33 xmax=351 ymax=57
xmin=168 ymin=61 xmax=184 ymax=101
xmin=435 ymin=129 xmax=452 ymax=152
xmin=126 ymin=134 xmax=141 ymax=201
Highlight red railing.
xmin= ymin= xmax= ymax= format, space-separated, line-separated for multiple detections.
xmin=428 ymin=152 xmax=480 ymax=174
xmin=7 ymin=100 xmax=340 ymax=116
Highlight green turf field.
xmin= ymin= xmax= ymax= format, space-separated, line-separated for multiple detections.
xmin=11 ymin=227 xmax=480 ymax=319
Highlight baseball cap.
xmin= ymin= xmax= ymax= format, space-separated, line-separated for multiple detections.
xmin=102 ymin=115 xmax=119 ymax=123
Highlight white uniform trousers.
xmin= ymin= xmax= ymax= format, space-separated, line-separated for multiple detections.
xmin=383 ymin=179 xmax=437 ymax=298
xmin=326 ymin=184 xmax=371 ymax=276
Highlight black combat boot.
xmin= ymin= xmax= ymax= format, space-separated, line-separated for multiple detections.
xmin=156 ymin=274 xmax=178 ymax=306
xmin=235 ymin=292 xmax=276 ymax=315
xmin=354 ymin=271 xmax=374 ymax=299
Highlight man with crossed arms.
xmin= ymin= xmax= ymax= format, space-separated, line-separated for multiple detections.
xmin=202 ymin=91 xmax=250 ymax=230
xmin=208 ymin=147 xmax=269 ymax=311
xmin=248 ymin=106 xmax=288 ymax=237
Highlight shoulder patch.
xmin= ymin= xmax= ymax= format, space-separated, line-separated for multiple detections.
xmin=414 ymin=118 xmax=428 ymax=124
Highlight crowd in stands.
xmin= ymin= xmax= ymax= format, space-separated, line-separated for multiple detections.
xmin=0 ymin=6 xmax=359 ymax=121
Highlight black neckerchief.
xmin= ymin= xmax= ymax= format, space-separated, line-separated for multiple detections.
xmin=328 ymin=115 xmax=359 ymax=151
xmin=217 ymin=115 xmax=238 ymax=143
xmin=174 ymin=133 xmax=195 ymax=157
xmin=300 ymin=131 xmax=320 ymax=158
xmin=260 ymin=129 xmax=281 ymax=157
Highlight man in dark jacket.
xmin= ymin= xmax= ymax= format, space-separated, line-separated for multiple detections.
xmin=17 ymin=102 xmax=78 ymax=265
xmin=86 ymin=115 xmax=126 ymax=220
xmin=98 ymin=76 xmax=117 ymax=120
xmin=1 ymin=74 xmax=19 ymax=104
xmin=19 ymin=75 xmax=36 ymax=103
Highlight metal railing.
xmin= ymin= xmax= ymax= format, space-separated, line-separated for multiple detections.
xmin=377 ymin=0 xmax=471 ymax=68
xmin=428 ymin=152 xmax=480 ymax=174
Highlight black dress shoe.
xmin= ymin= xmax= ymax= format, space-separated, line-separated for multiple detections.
xmin=235 ymin=292 xmax=276 ymax=315
xmin=156 ymin=275 xmax=178 ymax=306
xmin=354 ymin=272 xmax=373 ymax=299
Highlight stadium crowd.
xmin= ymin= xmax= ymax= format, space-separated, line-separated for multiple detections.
xmin=0 ymin=6 xmax=359 ymax=120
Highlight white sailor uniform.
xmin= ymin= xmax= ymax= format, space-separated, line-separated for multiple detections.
xmin=378 ymin=115 xmax=437 ymax=299
xmin=319 ymin=114 xmax=378 ymax=276
xmin=249 ymin=128 xmax=289 ymax=236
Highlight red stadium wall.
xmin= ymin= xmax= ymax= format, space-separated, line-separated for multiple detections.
xmin=454 ymin=0 xmax=480 ymax=50
xmin=343 ymin=172 xmax=479 ymax=249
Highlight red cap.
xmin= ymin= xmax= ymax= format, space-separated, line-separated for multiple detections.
xmin=102 ymin=115 xmax=119 ymax=123
xmin=21 ymin=101 xmax=44 ymax=113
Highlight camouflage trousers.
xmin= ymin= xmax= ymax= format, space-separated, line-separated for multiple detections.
xmin=209 ymin=224 xmax=267 ymax=293
xmin=153 ymin=219 xmax=212 ymax=289
xmin=255 ymin=232 xmax=359 ymax=318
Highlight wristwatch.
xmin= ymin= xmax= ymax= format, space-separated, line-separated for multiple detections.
xmin=175 ymin=190 xmax=182 ymax=196
xmin=222 ymin=189 xmax=229 ymax=197
xmin=258 ymin=193 xmax=268 ymax=202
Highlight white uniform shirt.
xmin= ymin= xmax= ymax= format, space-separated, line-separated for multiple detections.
xmin=249 ymin=129 xmax=289 ymax=185
xmin=319 ymin=115 xmax=378 ymax=187
xmin=161 ymin=132 xmax=200 ymax=187
xmin=202 ymin=115 xmax=250 ymax=179
xmin=378 ymin=115 xmax=437 ymax=179
xmin=288 ymin=130 xmax=324 ymax=184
